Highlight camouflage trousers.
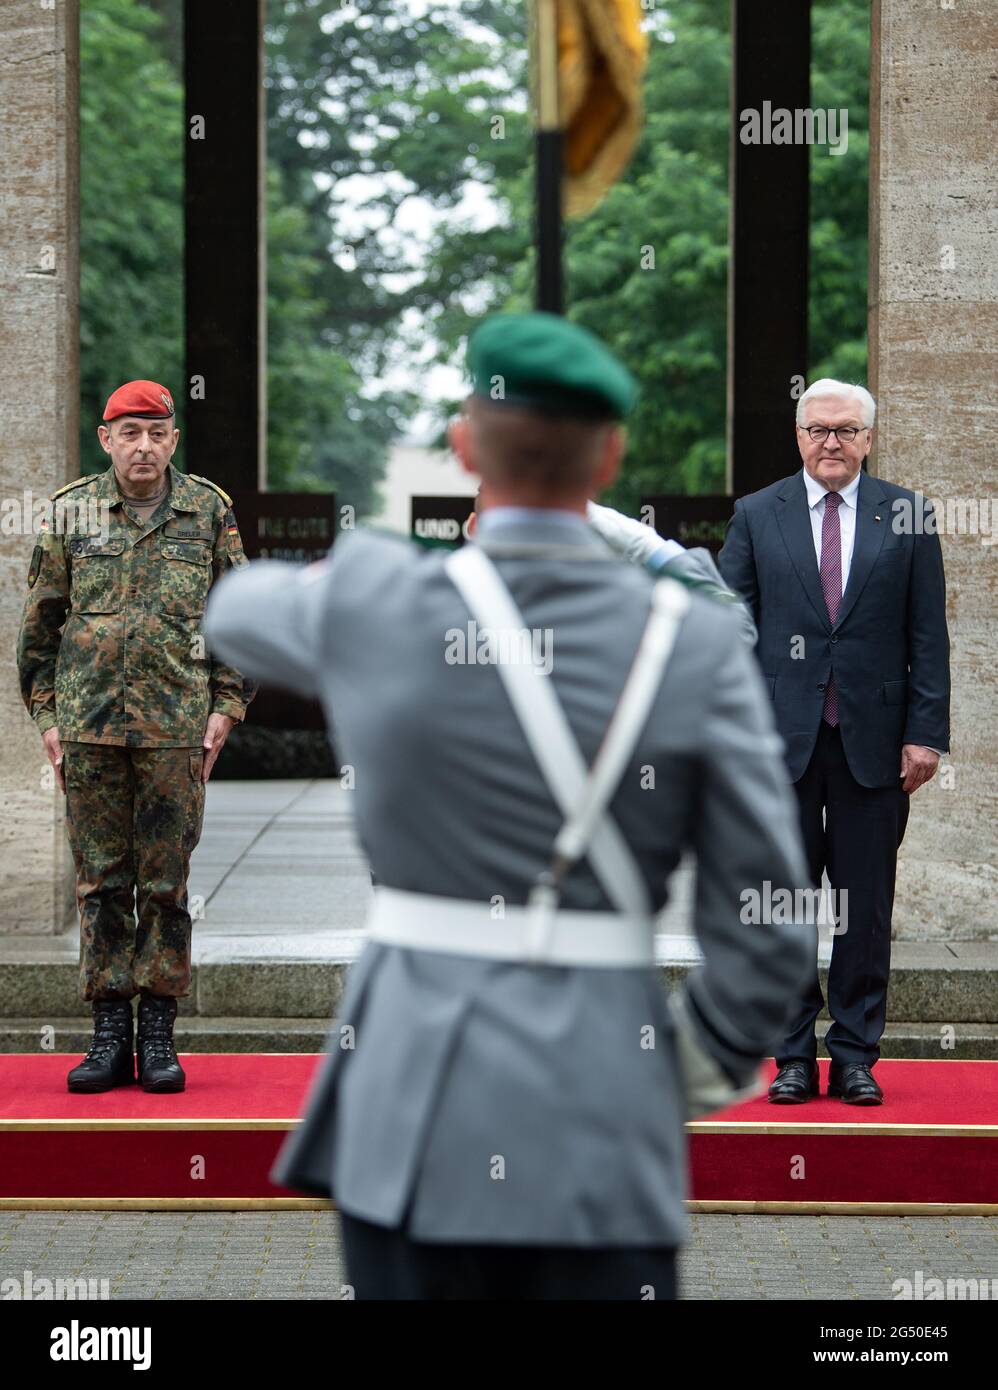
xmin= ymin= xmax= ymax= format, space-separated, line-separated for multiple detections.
xmin=64 ymin=743 xmax=206 ymax=1002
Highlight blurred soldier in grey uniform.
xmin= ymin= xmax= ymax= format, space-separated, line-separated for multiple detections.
xmin=204 ymin=311 xmax=812 ymax=1301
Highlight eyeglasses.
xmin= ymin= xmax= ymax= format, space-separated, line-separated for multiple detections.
xmin=800 ymin=425 xmax=865 ymax=443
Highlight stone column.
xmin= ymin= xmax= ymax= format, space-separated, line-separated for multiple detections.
xmin=0 ymin=0 xmax=79 ymax=933
xmin=869 ymin=0 xmax=998 ymax=938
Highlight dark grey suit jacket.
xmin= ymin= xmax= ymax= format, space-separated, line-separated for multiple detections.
xmin=203 ymin=511 xmax=812 ymax=1246
xmin=718 ymin=470 xmax=950 ymax=786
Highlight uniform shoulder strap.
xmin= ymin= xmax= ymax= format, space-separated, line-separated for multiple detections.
xmin=445 ymin=545 xmax=689 ymax=917
xmin=188 ymin=474 xmax=233 ymax=507
xmin=51 ymin=475 xmax=92 ymax=500
xmin=549 ymin=575 xmax=690 ymax=875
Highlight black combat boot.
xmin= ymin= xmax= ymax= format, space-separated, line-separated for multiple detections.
xmin=136 ymin=993 xmax=186 ymax=1092
xmin=67 ymin=1000 xmax=135 ymax=1093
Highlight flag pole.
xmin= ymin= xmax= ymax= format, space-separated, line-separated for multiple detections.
xmin=531 ymin=0 xmax=564 ymax=314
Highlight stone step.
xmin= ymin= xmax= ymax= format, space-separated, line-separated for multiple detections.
xmin=1 ymin=938 xmax=995 ymax=1021
xmin=0 ymin=946 xmax=352 ymax=1020
xmin=0 ymin=1016 xmax=331 ymax=1054
xmin=1 ymin=1017 xmax=995 ymax=1058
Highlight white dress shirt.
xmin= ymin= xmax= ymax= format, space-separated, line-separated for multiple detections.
xmin=801 ymin=468 xmax=943 ymax=756
xmin=802 ymin=466 xmax=861 ymax=595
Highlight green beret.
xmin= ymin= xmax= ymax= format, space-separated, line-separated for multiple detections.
xmin=467 ymin=311 xmax=637 ymax=422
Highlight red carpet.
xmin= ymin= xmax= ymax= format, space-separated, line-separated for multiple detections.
xmin=690 ymin=1059 xmax=998 ymax=1213
xmin=0 ymin=1054 xmax=319 ymax=1208
xmin=1 ymin=1055 xmax=995 ymax=1210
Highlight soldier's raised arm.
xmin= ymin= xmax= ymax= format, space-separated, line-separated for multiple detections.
xmin=202 ymin=555 xmax=333 ymax=700
xmin=586 ymin=499 xmax=757 ymax=643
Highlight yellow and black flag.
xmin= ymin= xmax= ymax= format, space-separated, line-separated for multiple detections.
xmin=557 ymin=0 xmax=649 ymax=218
xmin=531 ymin=0 xmax=649 ymax=310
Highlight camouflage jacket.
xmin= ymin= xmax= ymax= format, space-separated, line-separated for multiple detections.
xmin=17 ymin=461 xmax=257 ymax=747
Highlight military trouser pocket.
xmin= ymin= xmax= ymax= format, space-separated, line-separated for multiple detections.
xmin=185 ymin=749 xmax=206 ymax=855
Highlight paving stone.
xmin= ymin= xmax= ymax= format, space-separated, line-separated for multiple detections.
xmin=1 ymin=1212 xmax=994 ymax=1300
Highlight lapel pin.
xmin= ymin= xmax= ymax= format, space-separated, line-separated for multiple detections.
xmin=874 ymin=514 xmax=881 ymax=522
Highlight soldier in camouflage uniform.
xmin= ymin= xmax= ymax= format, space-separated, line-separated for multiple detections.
xmin=16 ymin=380 xmax=256 ymax=1094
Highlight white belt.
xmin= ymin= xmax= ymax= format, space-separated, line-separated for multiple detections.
xmin=366 ymin=886 xmax=655 ymax=969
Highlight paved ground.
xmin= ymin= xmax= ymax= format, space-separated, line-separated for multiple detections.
xmin=1 ymin=1211 xmax=995 ymax=1300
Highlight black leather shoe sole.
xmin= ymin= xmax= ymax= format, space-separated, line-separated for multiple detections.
xmin=827 ymin=1083 xmax=883 ymax=1106
xmin=768 ymin=1085 xmax=818 ymax=1104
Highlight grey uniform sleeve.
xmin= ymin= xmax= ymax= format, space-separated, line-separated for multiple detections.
xmin=672 ymin=609 xmax=814 ymax=1113
xmin=202 ymin=557 xmax=333 ymax=700
xmin=657 ymin=546 xmax=757 ymax=645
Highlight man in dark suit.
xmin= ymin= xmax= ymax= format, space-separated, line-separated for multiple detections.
xmin=718 ymin=379 xmax=950 ymax=1105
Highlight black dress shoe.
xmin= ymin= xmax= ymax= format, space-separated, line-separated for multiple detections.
xmin=67 ymin=1000 xmax=135 ymax=1093
xmin=828 ymin=1062 xmax=883 ymax=1105
xmin=768 ymin=1060 xmax=819 ymax=1104
xmin=137 ymin=994 xmax=186 ymax=1093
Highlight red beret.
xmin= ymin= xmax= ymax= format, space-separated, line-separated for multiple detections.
xmin=102 ymin=380 xmax=175 ymax=422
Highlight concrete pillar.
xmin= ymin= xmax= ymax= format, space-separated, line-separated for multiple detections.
xmin=869 ymin=0 xmax=998 ymax=938
xmin=0 ymin=1 xmax=79 ymax=932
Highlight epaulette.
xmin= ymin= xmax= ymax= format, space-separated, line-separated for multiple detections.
xmin=188 ymin=474 xmax=233 ymax=507
xmin=51 ymin=475 xmax=93 ymax=500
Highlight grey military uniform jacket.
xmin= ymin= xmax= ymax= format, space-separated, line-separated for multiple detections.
xmin=203 ymin=511 xmax=812 ymax=1248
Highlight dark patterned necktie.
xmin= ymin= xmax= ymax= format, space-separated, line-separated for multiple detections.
xmin=819 ymin=491 xmax=843 ymax=726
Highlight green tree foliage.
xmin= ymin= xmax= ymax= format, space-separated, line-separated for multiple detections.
xmin=810 ymin=0 xmax=870 ymax=385
xmin=79 ymin=0 xmax=417 ymax=512
xmin=265 ymin=170 xmax=417 ymax=511
xmin=366 ymin=0 xmax=734 ymax=505
xmin=263 ymin=0 xmax=531 ymax=396
xmin=80 ymin=0 xmax=869 ymax=509
xmin=564 ymin=0 xmax=733 ymax=509
xmin=384 ymin=0 xmax=869 ymax=504
xmin=79 ymin=0 xmax=184 ymax=472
